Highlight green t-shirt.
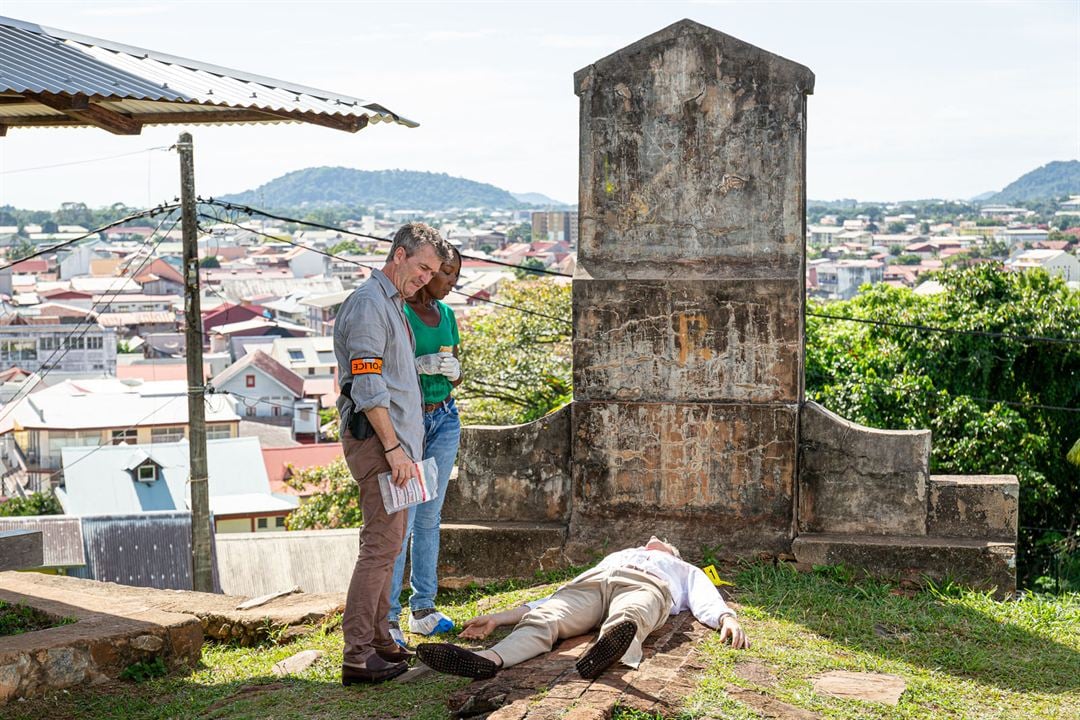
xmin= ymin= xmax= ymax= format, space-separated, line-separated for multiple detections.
xmin=404 ymin=300 xmax=460 ymax=405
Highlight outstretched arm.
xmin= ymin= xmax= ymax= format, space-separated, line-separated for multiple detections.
xmin=459 ymin=605 xmax=531 ymax=640
xmin=687 ymin=566 xmax=751 ymax=649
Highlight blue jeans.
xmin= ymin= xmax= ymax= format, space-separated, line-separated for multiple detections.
xmin=388 ymin=397 xmax=461 ymax=622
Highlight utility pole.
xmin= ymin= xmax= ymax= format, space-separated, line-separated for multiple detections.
xmin=178 ymin=132 xmax=213 ymax=593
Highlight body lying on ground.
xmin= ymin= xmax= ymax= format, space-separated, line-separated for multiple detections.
xmin=416 ymin=536 xmax=750 ymax=681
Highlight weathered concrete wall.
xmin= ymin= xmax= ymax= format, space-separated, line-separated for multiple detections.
xmin=213 ymin=524 xmax=569 ymax=597
xmin=570 ymin=19 xmax=813 ymax=556
xmin=444 ymin=405 xmax=572 ymax=523
xmin=791 ymin=534 xmax=1016 ymax=598
xmin=799 ymin=401 xmax=930 ymax=536
xmin=573 ymin=280 xmax=801 ymax=403
xmin=574 ymin=402 xmax=796 ymax=555
xmin=927 ymin=475 xmax=1019 ymax=541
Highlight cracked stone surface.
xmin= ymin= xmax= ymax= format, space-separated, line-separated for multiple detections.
xmin=812 ymin=670 xmax=907 ymax=705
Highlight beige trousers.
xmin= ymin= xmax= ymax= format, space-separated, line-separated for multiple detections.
xmin=489 ymin=567 xmax=673 ymax=669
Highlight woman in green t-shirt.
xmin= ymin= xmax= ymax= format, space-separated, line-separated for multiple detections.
xmin=388 ymin=247 xmax=463 ymax=643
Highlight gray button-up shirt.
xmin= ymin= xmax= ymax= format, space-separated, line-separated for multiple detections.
xmin=334 ymin=268 xmax=424 ymax=460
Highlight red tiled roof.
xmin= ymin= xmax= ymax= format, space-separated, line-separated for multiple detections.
xmin=8 ymin=258 xmax=48 ymax=273
xmin=134 ymin=258 xmax=183 ymax=284
xmin=263 ymin=443 xmax=342 ymax=495
xmin=213 ymin=350 xmax=305 ymax=398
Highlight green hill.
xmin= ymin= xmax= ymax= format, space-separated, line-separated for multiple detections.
xmin=987 ymin=160 xmax=1080 ymax=203
xmin=221 ymin=167 xmax=526 ymax=210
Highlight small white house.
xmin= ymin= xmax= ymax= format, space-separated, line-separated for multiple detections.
xmin=209 ymin=350 xmax=319 ymax=438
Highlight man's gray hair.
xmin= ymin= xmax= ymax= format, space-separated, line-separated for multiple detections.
xmin=389 ymin=222 xmax=452 ymax=263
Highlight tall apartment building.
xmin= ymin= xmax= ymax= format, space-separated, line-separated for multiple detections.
xmin=0 ymin=325 xmax=117 ymax=375
xmin=531 ymin=211 xmax=579 ymax=246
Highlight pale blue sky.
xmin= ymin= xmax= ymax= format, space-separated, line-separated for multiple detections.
xmin=0 ymin=0 xmax=1077 ymax=210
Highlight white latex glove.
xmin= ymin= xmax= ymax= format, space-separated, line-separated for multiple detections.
xmin=415 ymin=353 xmax=442 ymax=375
xmin=438 ymin=355 xmax=461 ymax=382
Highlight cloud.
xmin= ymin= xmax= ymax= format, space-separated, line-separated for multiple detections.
xmin=540 ymin=33 xmax=622 ymax=49
xmin=79 ymin=4 xmax=169 ymax=18
xmin=423 ymin=29 xmax=497 ymax=41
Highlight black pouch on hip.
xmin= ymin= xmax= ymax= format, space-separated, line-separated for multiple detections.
xmin=339 ymin=382 xmax=375 ymax=441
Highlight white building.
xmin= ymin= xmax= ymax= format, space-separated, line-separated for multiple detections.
xmin=0 ymin=324 xmax=117 ymax=375
xmin=209 ymin=350 xmax=319 ymax=437
xmin=1007 ymin=249 xmax=1080 ymax=283
xmin=810 ymin=259 xmax=884 ymax=300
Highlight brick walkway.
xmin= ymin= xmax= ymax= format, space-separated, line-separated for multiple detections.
xmin=446 ymin=612 xmax=710 ymax=719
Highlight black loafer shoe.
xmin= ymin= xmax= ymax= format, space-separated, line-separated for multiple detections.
xmin=375 ymin=644 xmax=415 ymax=664
xmin=341 ymin=655 xmax=409 ymax=685
xmin=576 ymin=620 xmax=637 ymax=679
xmin=416 ymin=643 xmax=500 ymax=679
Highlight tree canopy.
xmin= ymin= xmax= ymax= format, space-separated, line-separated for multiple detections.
xmin=806 ymin=264 xmax=1080 ymax=591
xmin=457 ymin=279 xmax=572 ymax=425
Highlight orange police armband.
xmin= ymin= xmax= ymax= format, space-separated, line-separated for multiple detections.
xmin=351 ymin=357 xmax=383 ymax=375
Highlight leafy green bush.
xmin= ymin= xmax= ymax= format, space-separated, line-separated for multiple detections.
xmin=457 ymin=279 xmax=572 ymax=425
xmin=806 ymin=264 xmax=1080 ymax=590
xmin=120 ymin=657 xmax=167 ymax=682
xmin=0 ymin=490 xmax=63 ymax=517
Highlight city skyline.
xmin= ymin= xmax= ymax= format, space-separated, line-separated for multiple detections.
xmin=0 ymin=0 xmax=1077 ymax=210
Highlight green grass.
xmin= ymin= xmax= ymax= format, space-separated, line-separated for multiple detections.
xmin=3 ymin=564 xmax=1078 ymax=720
xmin=0 ymin=600 xmax=75 ymax=637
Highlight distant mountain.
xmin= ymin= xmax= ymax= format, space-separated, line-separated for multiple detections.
xmin=969 ymin=191 xmax=997 ymax=202
xmin=221 ymin=168 xmax=526 ymax=210
xmin=512 ymin=191 xmax=571 ymax=207
xmin=986 ymin=160 xmax=1080 ymax=204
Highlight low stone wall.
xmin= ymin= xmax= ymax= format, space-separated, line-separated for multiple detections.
xmin=446 ymin=405 xmax=572 ymax=524
xmin=799 ymin=401 xmax=931 ymax=535
xmin=0 ymin=573 xmax=201 ymax=703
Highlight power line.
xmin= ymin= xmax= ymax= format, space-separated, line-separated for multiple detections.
xmin=0 ymin=203 xmax=181 ymax=273
xmin=41 ymin=395 xmax=185 ymax=485
xmin=203 ymin=198 xmax=575 ymax=278
xmin=0 ymin=211 xmax=182 ymax=427
xmin=213 ymin=388 xmax=299 ymax=413
xmin=812 ymin=371 xmax=1080 ymax=416
xmin=0 ymin=146 xmax=171 ymax=175
xmin=197 ymin=209 xmax=573 ymax=326
xmin=807 ymin=310 xmax=1080 ymax=347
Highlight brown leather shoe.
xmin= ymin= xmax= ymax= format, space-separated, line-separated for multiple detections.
xmin=341 ymin=654 xmax=409 ymax=685
xmin=375 ymin=644 xmax=415 ymax=664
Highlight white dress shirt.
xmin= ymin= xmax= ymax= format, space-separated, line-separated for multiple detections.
xmin=577 ymin=546 xmax=736 ymax=629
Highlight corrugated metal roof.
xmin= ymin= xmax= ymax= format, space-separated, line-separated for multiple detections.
xmin=0 ymin=15 xmax=417 ymax=134
xmin=66 ymin=511 xmax=219 ymax=591
xmin=0 ymin=515 xmax=85 ymax=567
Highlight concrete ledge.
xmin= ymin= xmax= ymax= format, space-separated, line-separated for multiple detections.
xmin=0 ymin=572 xmax=201 ymax=703
xmin=438 ymin=522 xmax=569 ymax=587
xmin=799 ymin=401 xmax=930 ymax=536
xmin=928 ymin=475 xmax=1018 ymax=541
xmin=792 ymin=533 xmax=1016 ymax=597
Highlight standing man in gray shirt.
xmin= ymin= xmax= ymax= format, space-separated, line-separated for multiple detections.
xmin=334 ymin=222 xmax=452 ymax=684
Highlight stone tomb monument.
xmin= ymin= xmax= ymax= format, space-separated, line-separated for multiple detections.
xmin=444 ymin=19 xmax=1017 ymax=594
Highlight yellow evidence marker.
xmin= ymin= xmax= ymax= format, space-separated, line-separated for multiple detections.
xmin=702 ymin=564 xmax=732 ymax=586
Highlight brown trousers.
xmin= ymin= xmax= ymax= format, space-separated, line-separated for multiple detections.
xmin=341 ymin=431 xmax=408 ymax=666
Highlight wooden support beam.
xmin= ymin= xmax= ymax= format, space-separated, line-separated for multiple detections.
xmin=26 ymin=92 xmax=142 ymax=135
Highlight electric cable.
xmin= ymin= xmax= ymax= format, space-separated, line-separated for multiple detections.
xmin=196 ymin=208 xmax=574 ymax=325
xmin=0 ymin=203 xmax=181 ymax=273
xmin=203 ymin=198 xmax=575 ymax=278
